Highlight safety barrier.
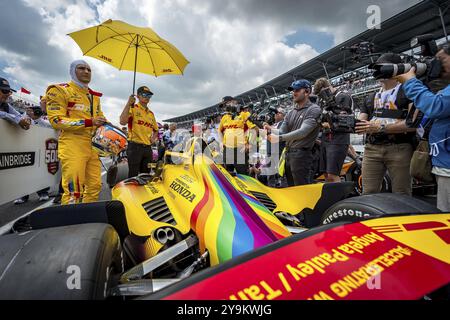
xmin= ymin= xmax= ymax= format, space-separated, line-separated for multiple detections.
xmin=0 ymin=120 xmax=60 ymax=205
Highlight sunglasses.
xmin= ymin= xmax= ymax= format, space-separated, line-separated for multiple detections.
xmin=140 ymin=92 xmax=153 ymax=98
xmin=1 ymin=89 xmax=11 ymax=94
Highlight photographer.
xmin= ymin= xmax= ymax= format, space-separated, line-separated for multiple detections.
xmin=355 ymin=53 xmax=417 ymax=196
xmin=314 ymin=77 xmax=353 ymax=183
xmin=395 ymin=41 xmax=450 ymax=211
xmin=219 ymin=96 xmax=257 ymax=174
xmin=269 ymin=80 xmax=322 ymax=186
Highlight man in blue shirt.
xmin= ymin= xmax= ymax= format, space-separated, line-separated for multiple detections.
xmin=396 ymin=41 xmax=450 ymax=211
xmin=0 ymin=77 xmax=30 ymax=129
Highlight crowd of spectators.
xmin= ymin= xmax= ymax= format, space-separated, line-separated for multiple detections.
xmin=2 ymin=40 xmax=449 ymax=211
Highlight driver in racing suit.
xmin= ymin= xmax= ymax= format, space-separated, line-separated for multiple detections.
xmin=46 ymin=60 xmax=107 ymax=204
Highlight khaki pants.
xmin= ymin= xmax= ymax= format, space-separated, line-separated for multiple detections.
xmin=362 ymin=143 xmax=413 ymax=195
xmin=436 ymin=175 xmax=450 ymax=212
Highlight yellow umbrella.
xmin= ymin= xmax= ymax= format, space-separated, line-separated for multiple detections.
xmin=68 ymin=19 xmax=189 ymax=92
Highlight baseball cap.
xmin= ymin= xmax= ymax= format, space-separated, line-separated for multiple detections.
xmin=137 ymin=86 xmax=154 ymax=96
xmin=288 ymin=79 xmax=312 ymax=91
xmin=0 ymin=77 xmax=16 ymax=92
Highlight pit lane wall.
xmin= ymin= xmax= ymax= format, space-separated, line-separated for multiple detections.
xmin=0 ymin=121 xmax=60 ymax=205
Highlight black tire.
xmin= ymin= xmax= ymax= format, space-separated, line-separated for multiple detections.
xmin=320 ymin=193 xmax=440 ymax=225
xmin=0 ymin=223 xmax=123 ymax=300
xmin=346 ymin=165 xmax=391 ymax=195
xmin=107 ymin=164 xmax=118 ymax=188
xmin=108 ymin=162 xmax=129 ymax=188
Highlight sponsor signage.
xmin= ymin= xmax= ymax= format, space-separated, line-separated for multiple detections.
xmin=159 ymin=215 xmax=450 ymax=300
xmin=45 ymin=139 xmax=59 ymax=175
xmin=0 ymin=152 xmax=35 ymax=170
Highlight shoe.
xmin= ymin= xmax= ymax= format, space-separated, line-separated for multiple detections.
xmin=39 ymin=194 xmax=50 ymax=202
xmin=52 ymin=194 xmax=62 ymax=205
xmin=14 ymin=197 xmax=28 ymax=205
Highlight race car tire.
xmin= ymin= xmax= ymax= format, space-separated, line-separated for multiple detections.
xmin=345 ymin=164 xmax=392 ymax=195
xmin=108 ymin=162 xmax=129 ymax=188
xmin=0 ymin=223 xmax=123 ymax=300
xmin=107 ymin=163 xmax=118 ymax=188
xmin=320 ymin=193 xmax=440 ymax=225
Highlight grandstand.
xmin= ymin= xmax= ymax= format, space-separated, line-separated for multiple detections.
xmin=165 ymin=0 xmax=450 ymax=127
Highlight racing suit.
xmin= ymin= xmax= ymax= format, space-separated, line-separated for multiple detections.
xmin=219 ymin=112 xmax=256 ymax=174
xmin=126 ymin=102 xmax=158 ymax=177
xmin=46 ymin=81 xmax=104 ymax=204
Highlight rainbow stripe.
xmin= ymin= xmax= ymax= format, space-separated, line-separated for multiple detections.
xmin=191 ymin=164 xmax=290 ymax=265
xmin=67 ymin=176 xmax=82 ymax=204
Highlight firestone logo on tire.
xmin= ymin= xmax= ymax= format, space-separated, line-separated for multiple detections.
xmin=45 ymin=138 xmax=59 ymax=175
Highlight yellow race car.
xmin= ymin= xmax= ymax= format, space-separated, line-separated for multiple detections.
xmin=0 ymin=137 xmax=448 ymax=300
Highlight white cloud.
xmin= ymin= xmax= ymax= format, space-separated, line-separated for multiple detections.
xmin=0 ymin=0 xmax=418 ymax=124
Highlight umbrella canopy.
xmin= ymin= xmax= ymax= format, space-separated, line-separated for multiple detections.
xmin=68 ymin=19 xmax=189 ymax=92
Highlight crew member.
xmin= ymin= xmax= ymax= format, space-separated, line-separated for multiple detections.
xmin=269 ymin=80 xmax=322 ymax=186
xmin=46 ymin=60 xmax=107 ymax=204
xmin=219 ymin=96 xmax=257 ymax=174
xmin=120 ymin=86 xmax=158 ymax=178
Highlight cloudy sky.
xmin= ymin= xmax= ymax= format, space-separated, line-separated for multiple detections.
xmin=0 ymin=0 xmax=420 ymax=124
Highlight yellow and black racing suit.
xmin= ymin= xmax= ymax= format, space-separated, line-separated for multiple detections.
xmin=219 ymin=112 xmax=256 ymax=174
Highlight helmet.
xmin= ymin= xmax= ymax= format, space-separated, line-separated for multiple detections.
xmin=92 ymin=123 xmax=128 ymax=157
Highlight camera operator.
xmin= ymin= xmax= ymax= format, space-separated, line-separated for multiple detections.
xmin=25 ymin=105 xmax=52 ymax=128
xmin=395 ymin=41 xmax=450 ymax=211
xmin=314 ymin=77 xmax=353 ymax=183
xmin=269 ymin=80 xmax=322 ymax=186
xmin=219 ymin=96 xmax=257 ymax=174
xmin=355 ymin=53 xmax=417 ymax=196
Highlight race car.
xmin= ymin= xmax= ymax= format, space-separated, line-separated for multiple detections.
xmin=0 ymin=137 xmax=448 ymax=300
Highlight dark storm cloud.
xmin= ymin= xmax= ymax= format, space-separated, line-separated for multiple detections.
xmin=204 ymin=0 xmax=421 ymax=42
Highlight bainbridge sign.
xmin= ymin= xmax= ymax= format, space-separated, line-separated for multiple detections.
xmin=0 ymin=152 xmax=35 ymax=170
xmin=0 ymin=121 xmax=60 ymax=205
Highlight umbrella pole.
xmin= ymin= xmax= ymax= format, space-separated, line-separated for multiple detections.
xmin=132 ymin=36 xmax=139 ymax=94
